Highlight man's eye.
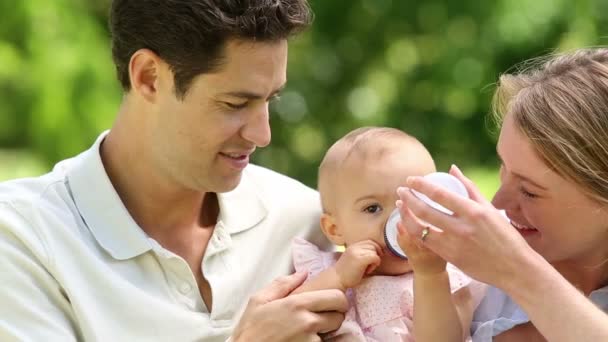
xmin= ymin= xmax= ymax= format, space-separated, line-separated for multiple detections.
xmin=225 ymin=102 xmax=248 ymax=109
xmin=363 ymin=205 xmax=382 ymax=214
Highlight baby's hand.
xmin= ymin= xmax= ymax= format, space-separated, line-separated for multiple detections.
xmin=333 ymin=240 xmax=383 ymax=289
xmin=396 ymin=222 xmax=446 ymax=275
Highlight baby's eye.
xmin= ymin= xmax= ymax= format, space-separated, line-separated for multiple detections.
xmin=363 ymin=204 xmax=382 ymax=214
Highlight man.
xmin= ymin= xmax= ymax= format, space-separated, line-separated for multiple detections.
xmin=0 ymin=1 xmax=347 ymax=341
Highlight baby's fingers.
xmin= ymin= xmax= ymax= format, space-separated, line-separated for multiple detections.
xmin=364 ymin=253 xmax=382 ymax=274
xmin=358 ymin=239 xmax=384 ymax=256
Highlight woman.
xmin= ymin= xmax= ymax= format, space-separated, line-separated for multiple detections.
xmin=398 ymin=48 xmax=608 ymax=341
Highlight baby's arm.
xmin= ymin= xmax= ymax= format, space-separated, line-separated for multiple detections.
xmin=413 ymin=271 xmax=482 ymax=342
xmin=454 ymin=280 xmax=487 ymax=338
xmin=397 ymin=223 xmax=468 ymax=342
xmin=414 ymin=270 xmax=461 ymax=341
xmin=292 ymin=240 xmax=383 ymax=294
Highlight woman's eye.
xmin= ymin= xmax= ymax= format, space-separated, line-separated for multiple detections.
xmin=519 ymin=186 xmax=538 ymax=199
xmin=363 ymin=205 xmax=382 ymax=214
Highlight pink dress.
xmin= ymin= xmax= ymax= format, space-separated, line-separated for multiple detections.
xmin=292 ymin=238 xmax=474 ymax=341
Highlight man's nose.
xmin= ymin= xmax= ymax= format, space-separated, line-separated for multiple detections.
xmin=242 ymin=103 xmax=271 ymax=147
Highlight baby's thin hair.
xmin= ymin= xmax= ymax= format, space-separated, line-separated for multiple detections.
xmin=318 ymin=126 xmax=419 ymax=213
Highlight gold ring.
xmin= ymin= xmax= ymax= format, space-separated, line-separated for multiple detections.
xmin=421 ymin=227 xmax=430 ymax=241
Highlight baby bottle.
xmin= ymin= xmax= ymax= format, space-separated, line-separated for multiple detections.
xmin=384 ymin=172 xmax=469 ymax=259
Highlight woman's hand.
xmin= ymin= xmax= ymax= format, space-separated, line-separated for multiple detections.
xmin=396 ymin=165 xmax=534 ymax=288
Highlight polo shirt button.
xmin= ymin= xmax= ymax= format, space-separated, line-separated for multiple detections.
xmin=179 ymin=282 xmax=192 ymax=294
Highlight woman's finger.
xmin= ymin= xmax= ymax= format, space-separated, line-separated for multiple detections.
xmin=397 ymin=188 xmax=457 ymax=232
xmin=397 ymin=202 xmax=454 ymax=260
xmin=404 ymin=176 xmax=481 ymax=221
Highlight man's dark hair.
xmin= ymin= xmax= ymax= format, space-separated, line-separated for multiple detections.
xmin=109 ymin=0 xmax=312 ymax=98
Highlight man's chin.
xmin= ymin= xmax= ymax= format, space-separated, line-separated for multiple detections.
xmin=212 ymin=173 xmax=244 ymax=193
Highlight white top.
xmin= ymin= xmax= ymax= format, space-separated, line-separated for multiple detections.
xmin=471 ymin=284 xmax=608 ymax=341
xmin=0 ymin=132 xmax=330 ymax=342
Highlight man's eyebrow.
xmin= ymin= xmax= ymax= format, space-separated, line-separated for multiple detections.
xmin=496 ymin=149 xmax=548 ymax=191
xmin=221 ymin=84 xmax=285 ymax=100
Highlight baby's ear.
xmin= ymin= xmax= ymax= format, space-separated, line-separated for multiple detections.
xmin=320 ymin=213 xmax=345 ymax=245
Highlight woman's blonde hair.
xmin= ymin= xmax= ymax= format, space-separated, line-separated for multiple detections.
xmin=492 ymin=48 xmax=608 ymax=204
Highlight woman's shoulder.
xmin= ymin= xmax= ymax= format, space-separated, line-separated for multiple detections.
xmin=470 ymin=286 xmax=530 ymax=340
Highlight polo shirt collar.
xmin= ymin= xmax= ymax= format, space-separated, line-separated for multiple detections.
xmin=66 ymin=131 xmax=152 ymax=260
xmin=216 ymin=170 xmax=267 ymax=234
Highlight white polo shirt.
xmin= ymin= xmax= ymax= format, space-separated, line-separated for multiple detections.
xmin=0 ymin=132 xmax=330 ymax=341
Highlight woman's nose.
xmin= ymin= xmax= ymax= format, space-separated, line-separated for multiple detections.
xmin=491 ymin=183 xmax=517 ymax=210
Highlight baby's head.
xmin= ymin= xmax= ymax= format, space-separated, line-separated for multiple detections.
xmin=318 ymin=127 xmax=435 ymax=275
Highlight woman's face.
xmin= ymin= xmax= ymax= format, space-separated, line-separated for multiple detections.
xmin=492 ymin=113 xmax=608 ymax=266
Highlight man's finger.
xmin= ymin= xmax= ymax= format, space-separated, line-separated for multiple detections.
xmin=253 ymin=272 xmax=308 ymax=304
xmin=287 ymin=289 xmax=349 ymax=313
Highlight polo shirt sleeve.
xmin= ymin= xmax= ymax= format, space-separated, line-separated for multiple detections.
xmin=0 ymin=202 xmax=79 ymax=341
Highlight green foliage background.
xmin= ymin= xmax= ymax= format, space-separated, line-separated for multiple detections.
xmin=2 ymin=0 xmax=608 ymax=198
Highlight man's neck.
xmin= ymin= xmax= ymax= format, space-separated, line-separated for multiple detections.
xmin=100 ymin=109 xmax=218 ymax=237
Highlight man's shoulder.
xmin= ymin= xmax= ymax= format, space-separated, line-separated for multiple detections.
xmin=0 ymin=171 xmax=70 ymax=261
xmin=0 ymin=171 xmax=65 ymax=208
xmin=0 ymin=159 xmax=75 ymax=234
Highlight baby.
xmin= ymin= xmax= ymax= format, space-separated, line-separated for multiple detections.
xmin=292 ymin=127 xmax=481 ymax=341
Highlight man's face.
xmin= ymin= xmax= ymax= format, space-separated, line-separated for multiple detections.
xmin=150 ymin=39 xmax=287 ymax=193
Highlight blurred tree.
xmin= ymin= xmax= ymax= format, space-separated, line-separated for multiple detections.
xmin=1 ymin=0 xmax=607 ymax=188
xmin=0 ymin=0 xmax=119 ymax=166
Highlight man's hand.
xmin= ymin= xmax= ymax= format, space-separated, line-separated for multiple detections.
xmin=333 ymin=239 xmax=382 ymax=289
xmin=231 ymin=272 xmax=349 ymax=342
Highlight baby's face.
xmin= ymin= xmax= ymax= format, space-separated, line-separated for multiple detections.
xmin=332 ymin=146 xmax=435 ymax=276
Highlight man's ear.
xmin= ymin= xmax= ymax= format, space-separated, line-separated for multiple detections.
xmin=320 ymin=213 xmax=345 ymax=245
xmin=128 ymin=48 xmax=164 ymax=102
